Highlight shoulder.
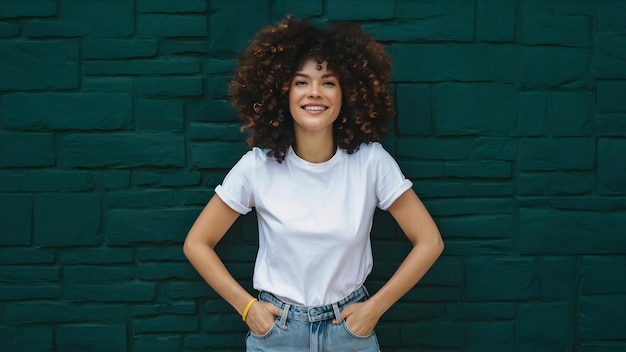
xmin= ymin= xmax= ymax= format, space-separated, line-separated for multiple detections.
xmin=352 ymin=142 xmax=394 ymax=161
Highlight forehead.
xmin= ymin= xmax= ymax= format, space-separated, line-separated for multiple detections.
xmin=296 ymin=58 xmax=333 ymax=73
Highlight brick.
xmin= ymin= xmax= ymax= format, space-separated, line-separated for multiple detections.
xmin=556 ymin=0 xmax=595 ymax=15
xmin=396 ymin=84 xmax=432 ymax=135
xmin=537 ymin=257 xmax=577 ymax=299
xmin=34 ymin=193 xmax=101 ymax=247
xmin=414 ymin=180 xmax=513 ymax=198
xmin=137 ymin=263 xmax=199 ymax=280
xmin=201 ymin=314 xmax=247 ymax=332
xmin=209 ymin=0 xmax=270 ymax=56
xmin=597 ymin=114 xmax=626 ymax=136
xmin=207 ymin=75 xmax=231 ymax=99
xmin=468 ymin=322 xmax=515 ymax=352
xmin=393 ymin=44 xmax=514 ymax=82
xmin=65 ymin=283 xmax=156 ymax=302
xmin=547 ymin=91 xmax=593 ymax=136
xmin=582 ymin=256 xmax=626 ymax=294
xmin=326 ymin=0 xmax=393 ymax=20
xmin=6 ymin=302 xmax=126 ymax=324
xmin=137 ymin=247 xmax=187 ymax=262
xmin=581 ymin=343 xmax=626 ymax=352
xmin=0 ymin=266 xmax=58 ymax=283
xmin=580 ymin=295 xmax=626 ymax=339
xmin=0 ymin=284 xmax=60 ymax=300
xmin=191 ymin=142 xmax=249 ymax=169
xmin=106 ymin=208 xmax=199 ymax=245
xmin=0 ymin=326 xmax=53 ymax=352
xmin=398 ymin=137 xmax=516 ymax=161
xmin=136 ymin=99 xmax=184 ymax=132
xmin=425 ymin=198 xmax=514 ymax=217
xmin=0 ymin=194 xmax=32 ymax=245
xmin=518 ymin=301 xmax=574 ymax=351
xmin=0 ymin=248 xmax=55 ymax=264
xmin=189 ymin=122 xmax=246 ymax=141
xmin=138 ymin=77 xmax=203 ymax=97
xmin=84 ymin=58 xmax=200 ymax=76
xmin=162 ymin=40 xmax=210 ymax=56
xmin=443 ymin=239 xmax=514 ymax=256
xmin=0 ymin=0 xmax=56 ymax=18
xmin=438 ymin=214 xmax=511 ymax=239
xmin=594 ymin=33 xmax=626 ymax=79
xmin=184 ymin=332 xmax=245 ymax=349
xmin=135 ymin=171 xmax=200 ymax=187
xmin=272 ymin=0 xmax=323 ymax=21
xmin=434 ymin=83 xmax=515 ymax=135
xmin=518 ymin=171 xmax=592 ymax=195
xmin=419 ymin=257 xmax=463 ymax=286
xmin=523 ymin=14 xmax=590 ymax=46
xmin=2 ymin=170 xmax=81 ymax=194
xmin=0 ymin=22 xmax=19 ymax=36
xmin=598 ymin=138 xmax=626 ymax=194
xmin=400 ymin=322 xmax=463 ymax=348
xmin=57 ymin=324 xmax=126 ymax=352
xmin=384 ymin=303 xmax=444 ymax=321
xmin=0 ymin=40 xmax=78 ymax=90
xmin=60 ymin=248 xmax=133 ymax=264
xmin=517 ymin=196 xmax=626 ymax=212
xmin=23 ymin=20 xmax=82 ymax=37
xmin=83 ymin=39 xmax=158 ymax=59
xmin=597 ymin=81 xmax=626 ymax=113
xmin=519 ymin=137 xmax=594 ymax=171
xmin=519 ymin=208 xmax=626 ymax=254
xmin=59 ymin=0 xmax=133 ymax=37
xmin=519 ymin=46 xmax=588 ymax=88
xmin=465 ymin=258 xmax=535 ymax=300
xmin=63 ymin=265 xmax=134 ymax=284
xmin=134 ymin=336 xmax=181 ymax=352
xmin=517 ymin=92 xmax=547 ymax=136
xmin=101 ymin=170 xmax=131 ymax=189
xmin=446 ymin=302 xmax=517 ymax=320
xmin=444 ymin=161 xmax=512 ymax=179
xmin=58 ymin=133 xmax=185 ymax=168
xmin=398 ymin=161 xmax=444 ymax=179
xmin=137 ymin=0 xmax=207 ymax=13
xmin=0 ymin=132 xmax=54 ymax=167
xmin=189 ymin=99 xmax=238 ymax=122
xmin=366 ymin=0 xmax=473 ymax=42
xmin=520 ymin=0 xmax=555 ymax=14
xmin=105 ymin=190 xmax=178 ymax=209
xmin=596 ymin=0 xmax=626 ymax=32
xmin=476 ymin=0 xmax=515 ymax=42
xmin=138 ymin=14 xmax=207 ymax=37
xmin=2 ymin=93 xmax=131 ymax=130
xmin=134 ymin=302 xmax=196 ymax=317
xmin=134 ymin=316 xmax=199 ymax=333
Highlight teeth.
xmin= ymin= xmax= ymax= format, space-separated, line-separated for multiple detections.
xmin=304 ymin=105 xmax=326 ymax=111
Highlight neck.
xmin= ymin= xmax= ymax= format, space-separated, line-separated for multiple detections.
xmin=293 ymin=132 xmax=336 ymax=163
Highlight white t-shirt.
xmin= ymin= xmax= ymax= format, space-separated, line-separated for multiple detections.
xmin=215 ymin=142 xmax=412 ymax=306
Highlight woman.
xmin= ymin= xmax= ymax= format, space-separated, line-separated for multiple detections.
xmin=184 ymin=16 xmax=444 ymax=351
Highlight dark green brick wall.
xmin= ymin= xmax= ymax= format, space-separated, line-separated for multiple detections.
xmin=1 ymin=0 xmax=625 ymax=351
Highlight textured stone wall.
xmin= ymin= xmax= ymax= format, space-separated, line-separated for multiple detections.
xmin=1 ymin=0 xmax=625 ymax=351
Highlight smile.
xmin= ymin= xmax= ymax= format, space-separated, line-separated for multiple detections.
xmin=303 ymin=105 xmax=327 ymax=111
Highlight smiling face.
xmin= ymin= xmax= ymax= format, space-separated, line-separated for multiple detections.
xmin=288 ymin=59 xmax=342 ymax=138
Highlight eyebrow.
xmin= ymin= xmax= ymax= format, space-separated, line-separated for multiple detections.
xmin=293 ymin=73 xmax=337 ymax=79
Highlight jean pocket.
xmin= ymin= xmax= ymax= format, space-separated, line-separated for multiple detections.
xmin=342 ymin=320 xmax=374 ymax=339
xmin=248 ymin=321 xmax=278 ymax=339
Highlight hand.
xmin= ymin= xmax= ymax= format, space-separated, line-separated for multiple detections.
xmin=245 ymin=301 xmax=282 ymax=335
xmin=335 ymin=301 xmax=381 ymax=337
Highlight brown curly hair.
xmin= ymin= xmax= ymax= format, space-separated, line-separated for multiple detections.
xmin=230 ymin=15 xmax=394 ymax=162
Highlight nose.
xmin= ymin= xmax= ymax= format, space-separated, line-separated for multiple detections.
xmin=307 ymin=83 xmax=321 ymax=98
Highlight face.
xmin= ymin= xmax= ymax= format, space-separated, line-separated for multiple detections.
xmin=288 ymin=59 xmax=342 ymax=137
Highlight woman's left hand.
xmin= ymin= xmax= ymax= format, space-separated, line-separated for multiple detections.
xmin=334 ymin=301 xmax=381 ymax=337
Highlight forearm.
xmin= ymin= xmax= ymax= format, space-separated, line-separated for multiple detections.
xmin=183 ymin=240 xmax=254 ymax=315
xmin=366 ymin=237 xmax=443 ymax=316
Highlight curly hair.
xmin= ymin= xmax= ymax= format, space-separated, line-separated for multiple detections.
xmin=230 ymin=15 xmax=395 ymax=162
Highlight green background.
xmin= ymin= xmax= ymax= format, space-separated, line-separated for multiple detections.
xmin=1 ymin=0 xmax=625 ymax=351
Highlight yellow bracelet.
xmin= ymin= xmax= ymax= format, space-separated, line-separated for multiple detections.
xmin=242 ymin=298 xmax=257 ymax=322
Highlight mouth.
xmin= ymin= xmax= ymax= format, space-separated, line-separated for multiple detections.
xmin=302 ymin=104 xmax=328 ymax=112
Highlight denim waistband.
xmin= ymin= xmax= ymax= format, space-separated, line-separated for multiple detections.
xmin=259 ymin=286 xmax=368 ymax=324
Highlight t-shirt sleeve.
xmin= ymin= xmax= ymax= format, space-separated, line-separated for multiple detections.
xmin=214 ymin=150 xmax=256 ymax=215
xmin=372 ymin=143 xmax=413 ymax=210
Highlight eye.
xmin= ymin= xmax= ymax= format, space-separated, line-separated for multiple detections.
xmin=294 ymin=80 xmax=308 ymax=86
xmin=323 ymin=81 xmax=337 ymax=87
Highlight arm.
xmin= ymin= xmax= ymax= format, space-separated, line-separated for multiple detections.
xmin=340 ymin=188 xmax=444 ymax=334
xmin=183 ymin=195 xmax=281 ymax=333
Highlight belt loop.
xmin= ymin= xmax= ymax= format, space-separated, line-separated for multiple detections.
xmin=332 ymin=302 xmax=343 ymax=324
xmin=279 ymin=303 xmax=291 ymax=329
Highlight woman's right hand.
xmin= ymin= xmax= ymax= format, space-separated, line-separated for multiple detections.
xmin=245 ymin=301 xmax=283 ymax=335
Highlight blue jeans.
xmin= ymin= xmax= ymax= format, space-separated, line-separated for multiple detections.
xmin=245 ymin=286 xmax=381 ymax=352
